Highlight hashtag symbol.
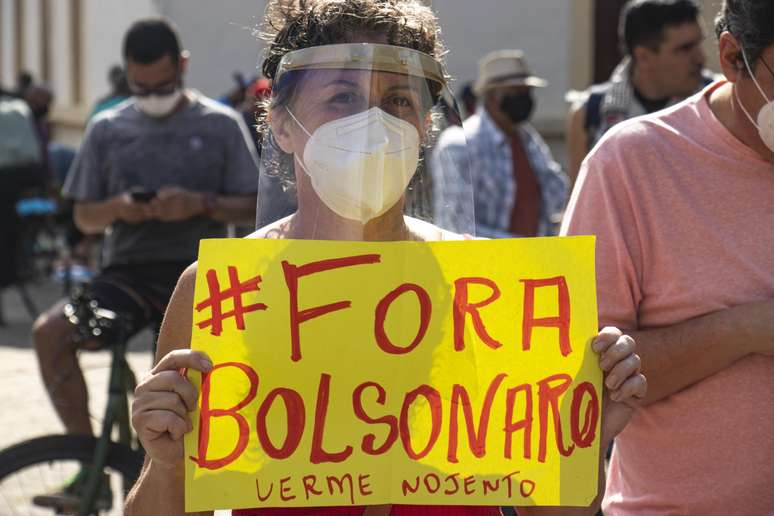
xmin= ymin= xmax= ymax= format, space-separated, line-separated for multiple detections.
xmin=195 ymin=266 xmax=267 ymax=336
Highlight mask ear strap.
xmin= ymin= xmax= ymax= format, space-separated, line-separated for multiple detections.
xmin=284 ymin=106 xmax=313 ymax=138
xmin=741 ymin=47 xmax=772 ymax=102
xmin=734 ymin=82 xmax=760 ymax=128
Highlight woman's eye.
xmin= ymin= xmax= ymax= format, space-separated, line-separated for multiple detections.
xmin=389 ymin=96 xmax=412 ymax=108
xmin=331 ymin=92 xmax=358 ymax=104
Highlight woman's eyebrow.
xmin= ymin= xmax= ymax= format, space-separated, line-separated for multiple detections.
xmin=385 ymin=84 xmax=412 ymax=92
xmin=322 ymin=79 xmax=362 ymax=88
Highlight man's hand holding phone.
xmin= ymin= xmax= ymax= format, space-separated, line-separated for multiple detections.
xmin=114 ymin=189 xmax=155 ymax=224
xmin=129 ymin=188 xmax=157 ymax=203
xmin=147 ymin=186 xmax=205 ymax=222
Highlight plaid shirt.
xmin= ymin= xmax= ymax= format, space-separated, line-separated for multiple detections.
xmin=432 ymin=107 xmax=568 ymax=238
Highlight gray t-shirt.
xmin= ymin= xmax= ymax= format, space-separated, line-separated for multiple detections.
xmin=64 ymin=92 xmax=259 ymax=267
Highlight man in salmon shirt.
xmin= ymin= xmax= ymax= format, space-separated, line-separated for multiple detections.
xmin=562 ymin=0 xmax=774 ymax=513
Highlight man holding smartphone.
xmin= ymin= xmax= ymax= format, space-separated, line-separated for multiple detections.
xmin=30 ymin=18 xmax=258 ymax=510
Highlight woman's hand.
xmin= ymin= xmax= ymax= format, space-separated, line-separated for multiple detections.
xmin=592 ymin=327 xmax=647 ymax=446
xmin=131 ymin=349 xmax=213 ymax=468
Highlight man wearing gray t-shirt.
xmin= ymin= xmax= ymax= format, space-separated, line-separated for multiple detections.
xmin=31 ymin=18 xmax=258 ymax=511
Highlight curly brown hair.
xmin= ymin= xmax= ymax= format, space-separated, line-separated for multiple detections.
xmin=254 ymin=0 xmax=450 ymax=206
xmin=259 ymin=0 xmax=446 ymax=82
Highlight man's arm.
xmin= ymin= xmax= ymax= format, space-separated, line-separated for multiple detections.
xmin=630 ymin=299 xmax=773 ymax=405
xmin=74 ymin=193 xmax=150 ymax=234
xmin=201 ymin=193 xmax=255 ymax=224
xmin=146 ymin=188 xmax=256 ymax=225
xmin=566 ymin=103 xmax=588 ymax=186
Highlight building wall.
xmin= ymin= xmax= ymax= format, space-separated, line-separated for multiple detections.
xmin=0 ymin=0 xmax=14 ymax=88
xmin=0 ymin=0 xmax=727 ymax=147
xmin=435 ymin=0 xmax=578 ymax=134
xmin=166 ymin=0 xmax=588 ymax=134
xmin=82 ymin=0 xmax=155 ymax=109
xmin=157 ymin=0 xmax=268 ymax=100
xmin=698 ymin=0 xmax=722 ymax=73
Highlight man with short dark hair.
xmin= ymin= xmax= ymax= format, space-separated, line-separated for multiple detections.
xmin=31 ymin=17 xmax=258 ymax=510
xmin=562 ymin=0 xmax=774 ymax=512
xmin=566 ymin=0 xmax=709 ymax=181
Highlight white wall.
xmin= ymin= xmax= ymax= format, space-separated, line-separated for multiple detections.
xmin=156 ymin=0 xmax=574 ymax=129
xmin=16 ymin=0 xmax=580 ymax=143
xmin=0 ymin=0 xmax=15 ymax=89
xmin=50 ymin=0 xmax=73 ymax=105
xmin=433 ymin=0 xmax=572 ymax=132
xmin=158 ymin=0 xmax=268 ymax=100
xmin=82 ymin=0 xmax=155 ymax=108
xmin=23 ymin=0 xmax=42 ymax=81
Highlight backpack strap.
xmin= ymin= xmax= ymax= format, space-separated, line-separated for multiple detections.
xmin=584 ymin=90 xmax=604 ymax=133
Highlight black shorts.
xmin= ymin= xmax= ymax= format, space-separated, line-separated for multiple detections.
xmin=86 ymin=261 xmax=190 ymax=346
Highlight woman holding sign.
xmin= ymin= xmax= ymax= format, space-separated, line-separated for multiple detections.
xmin=127 ymin=1 xmax=646 ymax=515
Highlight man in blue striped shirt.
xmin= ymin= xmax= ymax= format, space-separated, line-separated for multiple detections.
xmin=433 ymin=50 xmax=568 ymax=238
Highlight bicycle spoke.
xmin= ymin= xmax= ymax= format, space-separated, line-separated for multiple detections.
xmin=0 ymin=457 xmax=128 ymax=515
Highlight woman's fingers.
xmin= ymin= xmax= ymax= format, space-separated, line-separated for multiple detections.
xmin=131 ymin=349 xmax=212 ymax=467
xmin=592 ymin=326 xmax=623 ymax=354
xmin=609 ymin=372 xmax=647 ymax=403
xmin=152 ymin=349 xmax=212 ymax=375
xmin=605 ymin=353 xmax=641 ymax=390
xmin=599 ymin=334 xmax=636 ymax=372
xmin=593 ymin=328 xmax=647 ymax=402
xmin=134 ymin=409 xmax=191 ymax=441
xmin=133 ymin=390 xmax=192 ymax=424
xmin=135 ymin=369 xmax=199 ymax=411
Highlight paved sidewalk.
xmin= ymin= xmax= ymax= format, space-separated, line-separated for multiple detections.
xmin=0 ymin=281 xmax=153 ymax=515
xmin=0 ymin=281 xmax=154 ymax=452
xmin=0 ymin=281 xmax=232 ymax=515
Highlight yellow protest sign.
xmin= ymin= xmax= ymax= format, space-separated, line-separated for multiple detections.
xmin=185 ymin=236 xmax=600 ymax=512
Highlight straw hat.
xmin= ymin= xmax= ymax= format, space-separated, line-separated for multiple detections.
xmin=474 ymin=49 xmax=547 ymax=95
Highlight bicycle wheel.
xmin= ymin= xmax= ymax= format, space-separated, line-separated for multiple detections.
xmin=0 ymin=435 xmax=144 ymax=515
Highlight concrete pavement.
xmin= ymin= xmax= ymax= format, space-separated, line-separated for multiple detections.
xmin=0 ymin=280 xmax=154 ymax=452
xmin=0 ymin=279 xmax=153 ymax=515
xmin=0 ymin=279 xmax=231 ymax=515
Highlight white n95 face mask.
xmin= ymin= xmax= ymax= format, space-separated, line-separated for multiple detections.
xmin=286 ymin=106 xmax=420 ymax=223
xmin=738 ymin=49 xmax=774 ymax=153
xmin=135 ymin=89 xmax=183 ymax=118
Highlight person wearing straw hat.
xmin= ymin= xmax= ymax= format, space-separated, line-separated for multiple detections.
xmin=433 ymin=49 xmax=568 ymax=239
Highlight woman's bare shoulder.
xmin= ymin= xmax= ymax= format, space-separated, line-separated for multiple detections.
xmin=246 ymin=215 xmax=294 ymax=240
xmin=155 ymin=262 xmax=199 ymax=361
xmin=404 ymin=216 xmax=465 ymax=241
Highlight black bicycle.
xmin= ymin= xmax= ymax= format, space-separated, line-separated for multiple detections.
xmin=0 ymin=289 xmax=145 ymax=515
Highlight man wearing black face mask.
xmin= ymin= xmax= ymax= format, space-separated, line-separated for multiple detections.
xmin=434 ymin=50 xmax=568 ymax=238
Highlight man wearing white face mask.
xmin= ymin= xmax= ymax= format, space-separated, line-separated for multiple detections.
xmin=561 ymin=0 xmax=774 ymax=513
xmin=31 ymin=17 xmax=259 ymax=510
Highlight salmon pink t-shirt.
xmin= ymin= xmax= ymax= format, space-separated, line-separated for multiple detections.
xmin=562 ymin=81 xmax=774 ymax=514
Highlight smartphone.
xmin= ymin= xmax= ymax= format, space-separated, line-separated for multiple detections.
xmin=129 ymin=189 xmax=156 ymax=203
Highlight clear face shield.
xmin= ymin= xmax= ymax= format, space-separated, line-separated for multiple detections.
xmin=257 ymin=43 xmax=474 ymax=242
